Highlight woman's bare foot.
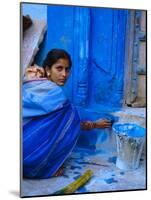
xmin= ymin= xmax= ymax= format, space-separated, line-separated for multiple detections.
xmin=54 ymin=166 xmax=64 ymax=177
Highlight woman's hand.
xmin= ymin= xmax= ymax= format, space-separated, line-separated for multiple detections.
xmin=25 ymin=65 xmax=45 ymax=80
xmin=93 ymin=119 xmax=112 ymax=128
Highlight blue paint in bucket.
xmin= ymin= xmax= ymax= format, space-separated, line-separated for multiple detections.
xmin=112 ymin=123 xmax=145 ymax=138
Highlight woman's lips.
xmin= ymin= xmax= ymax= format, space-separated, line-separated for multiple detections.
xmin=59 ymin=79 xmax=65 ymax=82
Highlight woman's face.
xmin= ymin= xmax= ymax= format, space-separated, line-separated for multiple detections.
xmin=46 ymin=58 xmax=70 ymax=86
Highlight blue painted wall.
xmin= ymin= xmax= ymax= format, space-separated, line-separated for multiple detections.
xmin=88 ymin=8 xmax=127 ymax=110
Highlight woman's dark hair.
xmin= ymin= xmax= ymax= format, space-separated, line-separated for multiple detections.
xmin=43 ymin=49 xmax=72 ymax=69
xmin=23 ymin=15 xmax=32 ymax=32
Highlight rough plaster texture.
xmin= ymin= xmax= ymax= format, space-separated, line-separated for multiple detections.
xmin=22 ymin=20 xmax=47 ymax=76
xmin=136 ymin=11 xmax=146 ymax=106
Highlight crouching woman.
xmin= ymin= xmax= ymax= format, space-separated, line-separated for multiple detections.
xmin=22 ymin=49 xmax=111 ymax=178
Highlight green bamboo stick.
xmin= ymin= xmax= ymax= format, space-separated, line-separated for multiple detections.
xmin=53 ymin=169 xmax=93 ymax=195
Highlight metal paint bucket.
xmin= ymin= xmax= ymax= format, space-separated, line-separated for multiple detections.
xmin=112 ymin=123 xmax=145 ymax=170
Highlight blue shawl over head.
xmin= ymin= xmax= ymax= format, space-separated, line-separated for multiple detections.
xmin=22 ymin=79 xmax=80 ymax=178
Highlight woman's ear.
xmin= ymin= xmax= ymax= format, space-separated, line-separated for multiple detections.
xmin=45 ymin=66 xmax=50 ymax=77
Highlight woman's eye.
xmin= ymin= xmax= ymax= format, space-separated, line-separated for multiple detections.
xmin=57 ymin=67 xmax=63 ymax=71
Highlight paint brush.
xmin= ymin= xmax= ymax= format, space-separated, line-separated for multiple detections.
xmin=53 ymin=169 xmax=93 ymax=195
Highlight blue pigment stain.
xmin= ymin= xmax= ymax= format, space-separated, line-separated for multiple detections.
xmin=120 ymin=171 xmax=125 ymax=175
xmin=77 ymin=187 xmax=88 ymax=193
xmin=74 ymin=171 xmax=81 ymax=175
xmin=63 ymin=175 xmax=69 ymax=178
xmin=104 ymin=178 xmax=118 ymax=184
xmin=70 ymin=166 xmax=82 ymax=170
xmin=73 ymin=175 xmax=81 ymax=180
xmin=108 ymin=156 xmax=117 ymax=164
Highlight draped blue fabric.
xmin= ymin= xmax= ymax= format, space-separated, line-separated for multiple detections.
xmin=22 ymin=79 xmax=80 ymax=178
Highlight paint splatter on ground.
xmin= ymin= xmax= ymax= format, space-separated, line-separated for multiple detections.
xmin=21 ymin=149 xmax=146 ymax=196
xmin=77 ymin=186 xmax=88 ymax=193
xmin=73 ymin=175 xmax=81 ymax=180
xmin=108 ymin=156 xmax=117 ymax=164
xmin=70 ymin=166 xmax=82 ymax=170
xmin=104 ymin=178 xmax=118 ymax=184
xmin=74 ymin=171 xmax=81 ymax=175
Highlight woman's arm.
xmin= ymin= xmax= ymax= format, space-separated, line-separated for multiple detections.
xmin=80 ymin=119 xmax=112 ymax=130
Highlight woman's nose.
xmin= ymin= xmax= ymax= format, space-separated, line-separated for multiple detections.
xmin=62 ymin=70 xmax=67 ymax=77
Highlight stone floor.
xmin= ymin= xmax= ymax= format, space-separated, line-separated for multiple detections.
xmin=21 ymin=147 xmax=146 ymax=197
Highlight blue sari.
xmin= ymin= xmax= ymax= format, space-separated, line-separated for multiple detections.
xmin=22 ymin=79 xmax=80 ymax=178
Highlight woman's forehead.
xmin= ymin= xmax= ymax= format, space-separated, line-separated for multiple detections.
xmin=54 ymin=58 xmax=70 ymax=66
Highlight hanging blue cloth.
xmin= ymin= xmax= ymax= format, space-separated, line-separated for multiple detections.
xmin=22 ymin=79 xmax=80 ymax=178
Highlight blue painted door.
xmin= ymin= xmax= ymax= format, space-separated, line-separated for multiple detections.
xmin=36 ymin=5 xmax=128 ymax=111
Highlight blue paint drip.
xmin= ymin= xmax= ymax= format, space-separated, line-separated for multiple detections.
xmin=99 ymin=132 xmax=108 ymax=142
xmin=108 ymin=156 xmax=117 ymax=164
xmin=104 ymin=178 xmax=118 ymax=184
xmin=120 ymin=171 xmax=125 ymax=175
